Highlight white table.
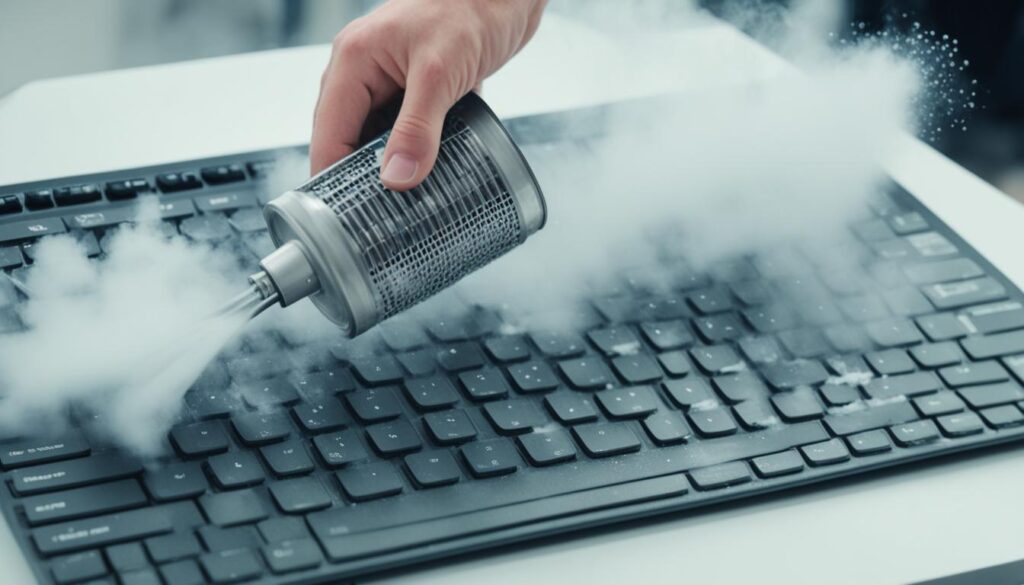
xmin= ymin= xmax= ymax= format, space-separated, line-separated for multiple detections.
xmin=2 ymin=13 xmax=1023 ymax=585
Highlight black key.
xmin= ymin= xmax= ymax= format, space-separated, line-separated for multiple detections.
xmin=105 ymin=543 xmax=148 ymax=573
xmin=910 ymin=342 xmax=963 ymax=368
xmin=846 ymin=429 xmax=893 ymax=456
xmin=597 ymin=385 xmax=661 ymax=418
xmin=347 ymin=387 xmax=402 ymax=423
xmin=257 ymin=516 xmax=311 ymax=543
xmin=862 ymin=371 xmax=941 ymax=400
xmin=657 ymin=350 xmax=693 ymax=377
xmin=206 ymin=451 xmax=264 ymax=489
xmin=967 ymin=302 xmax=1024 ymax=335
xmin=23 ymin=190 xmax=55 ymax=210
xmin=0 ymin=432 xmax=90 ymax=469
xmin=239 ymin=379 xmax=299 ymax=409
xmin=693 ymin=313 xmax=746 ymax=342
xmin=800 ymin=438 xmax=850 ymax=466
xmin=528 ymin=331 xmax=586 ymax=358
xmin=350 ymin=355 xmax=404 ymax=385
xmin=52 ymin=184 xmax=102 ymax=206
xmin=559 ymin=356 xmax=615 ymax=389
xmin=738 ymin=336 xmax=784 ymax=365
xmin=819 ymin=384 xmax=862 ymax=407
xmin=185 ymin=386 xmax=242 ymax=420
xmin=292 ymin=399 xmax=348 ymax=433
xmin=904 ymin=258 xmax=982 ymax=285
xmin=958 ymin=382 xmax=1024 ymax=409
xmin=461 ymin=438 xmax=521 ymax=477
xmin=23 ymin=479 xmax=147 ymax=526
xmin=10 ymin=452 xmax=142 ymax=496
xmin=313 ymin=430 xmax=368 ymax=467
xmin=922 ymin=277 xmax=1006 ymax=310
xmin=544 ymin=393 xmax=599 ymax=424
xmin=145 ymin=462 xmax=208 ymax=502
xmin=437 ymin=341 xmax=486 ymax=372
xmin=160 ymin=560 xmax=205 ymax=585
xmin=378 ymin=320 xmax=429 ymax=351
xmin=484 ymin=399 xmax=547 ymax=434
xmin=197 ymin=525 xmax=261 ymax=553
xmin=170 ymin=421 xmax=229 ymax=458
xmin=588 ymin=327 xmax=643 ymax=356
xmin=731 ymin=280 xmax=773 ymax=306
xmin=913 ymin=391 xmax=966 ymax=417
xmin=484 ymin=335 xmax=531 ymax=362
xmin=777 ymin=329 xmax=828 ymax=359
xmin=641 ymin=320 xmax=694 ymax=350
xmin=338 ymin=462 xmax=404 ymax=501
xmin=367 ymin=420 xmax=423 ymax=455
xmin=179 ymin=214 xmax=232 ymax=242
xmin=734 ymin=399 xmax=779 ymax=429
xmin=423 ymin=410 xmax=478 ymax=445
xmin=662 ymin=378 xmax=715 ymax=409
xmin=939 ymin=361 xmax=1009 ymax=387
xmin=145 ymin=532 xmax=202 ymax=564
xmin=689 ymin=287 xmax=735 ymax=314
xmin=200 ymin=549 xmax=263 ymax=584
xmin=712 ymin=371 xmax=768 ymax=403
xmin=403 ymin=375 xmax=460 ymax=411
xmin=865 ymin=318 xmax=924 ymax=347
xmin=506 ymin=361 xmax=559 ymax=393
xmin=962 ymin=330 xmax=1024 ymax=360
xmin=642 ymin=411 xmax=692 ymax=445
xmin=882 ymin=288 xmax=933 ymax=317
xmin=199 ymin=488 xmax=268 ymax=526
xmin=687 ymin=408 xmax=738 ymax=437
xmin=743 ymin=305 xmax=799 ymax=333
xmin=889 ymin=419 xmax=940 ymax=446
xmin=865 ymin=349 xmax=917 ymax=376
xmin=156 ymin=198 xmax=197 ymax=220
xmin=262 ymin=538 xmax=323 ymax=574
xmin=936 ymin=412 xmax=985 ymax=437
xmin=916 ymin=313 xmax=970 ymax=341
xmin=751 ymin=450 xmax=804 ymax=478
xmin=571 ymin=423 xmax=641 ymax=457
xmin=200 ymin=164 xmax=246 ymax=185
xmin=0 ymin=216 xmax=66 ymax=243
xmin=612 ymin=353 xmax=664 ymax=383
xmin=689 ymin=461 xmax=752 ymax=490
xmin=231 ymin=412 xmax=291 ymax=446
xmin=980 ymin=405 xmax=1024 ymax=429
xmin=104 ymin=178 xmax=150 ymax=200
xmin=689 ymin=345 xmax=743 ymax=374
xmin=888 ymin=211 xmax=929 ymax=234
xmin=761 ymin=360 xmax=829 ymax=390
xmin=33 ymin=506 xmax=172 ymax=555
xmin=396 ymin=348 xmax=437 ymax=377
xmin=269 ymin=477 xmax=332 ymax=514
xmin=825 ymin=354 xmax=871 ymax=376
xmin=195 ymin=192 xmax=257 ymax=215
xmin=156 ymin=172 xmax=202 ymax=192
xmin=0 ymin=244 xmax=23 ymax=269
xmin=51 ymin=550 xmax=107 ymax=583
xmin=771 ymin=388 xmax=824 ymax=421
xmin=519 ymin=430 xmax=577 ymax=466
xmin=404 ymin=450 xmax=461 ymax=487
xmin=824 ymin=401 xmax=919 ymax=436
xmin=0 ymin=195 xmax=22 ymax=215
xmin=260 ymin=439 xmax=315 ymax=477
xmin=824 ymin=324 xmax=872 ymax=352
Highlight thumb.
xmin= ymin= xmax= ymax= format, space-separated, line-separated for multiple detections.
xmin=380 ymin=61 xmax=458 ymax=191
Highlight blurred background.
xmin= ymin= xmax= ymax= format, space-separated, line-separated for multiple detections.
xmin=1 ymin=0 xmax=1021 ymax=200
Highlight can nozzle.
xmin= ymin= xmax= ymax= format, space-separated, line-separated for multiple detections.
xmin=250 ymin=240 xmax=322 ymax=307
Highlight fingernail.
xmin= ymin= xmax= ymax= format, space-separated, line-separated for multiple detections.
xmin=381 ymin=153 xmax=418 ymax=185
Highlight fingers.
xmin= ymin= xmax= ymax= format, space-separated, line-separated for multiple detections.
xmin=380 ymin=58 xmax=460 ymax=191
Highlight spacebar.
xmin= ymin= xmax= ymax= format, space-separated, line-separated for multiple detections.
xmin=309 ymin=421 xmax=826 ymax=561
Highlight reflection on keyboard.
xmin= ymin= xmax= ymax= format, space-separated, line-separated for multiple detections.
xmin=3 ymin=137 xmax=1024 ymax=584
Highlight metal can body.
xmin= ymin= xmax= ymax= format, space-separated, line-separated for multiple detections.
xmin=260 ymin=93 xmax=546 ymax=336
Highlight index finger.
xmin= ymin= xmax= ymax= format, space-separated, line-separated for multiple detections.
xmin=309 ymin=53 xmax=382 ymax=175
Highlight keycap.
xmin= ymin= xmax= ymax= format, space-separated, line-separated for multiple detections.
xmin=801 ymin=438 xmax=850 ymax=466
xmin=888 ymin=211 xmax=928 ymax=234
xmin=23 ymin=478 xmax=147 ymax=526
xmin=506 ymin=361 xmax=559 ymax=393
xmin=170 ymin=421 xmax=229 ymax=458
xmin=142 ymin=462 xmax=208 ymax=503
xmin=687 ymin=408 xmax=738 ymax=437
xmin=484 ymin=399 xmax=547 ymax=434
xmin=197 ymin=525 xmax=261 ymax=552
xmin=313 ymin=430 xmax=368 ymax=467
xmin=588 ymin=327 xmax=643 ymax=356
xmin=544 ymin=393 xmax=598 ymax=424
xmin=612 ymin=353 xmax=664 ymax=383
xmin=367 ymin=420 xmax=424 ymax=455
xmin=939 ymin=361 xmax=1008 ymax=387
xmin=642 ymin=411 xmax=692 ymax=445
xmin=853 ymin=218 xmax=896 ymax=241
xmin=559 ymin=357 xmax=614 ymax=389
xmin=865 ymin=349 xmax=917 ymax=375
xmin=916 ymin=313 xmax=970 ymax=341
xmin=0 ymin=195 xmax=21 ymax=215
xmin=200 ymin=549 xmax=263 ymax=584
xmin=200 ymin=488 xmax=268 ymax=526
xmin=890 ymin=419 xmax=940 ymax=446
xmin=882 ymin=288 xmax=933 ymax=317
xmin=145 ymin=532 xmax=202 ymax=563
xmin=518 ymin=430 xmax=578 ymax=466
xmin=913 ymin=391 xmax=966 ymax=417
xmin=823 ymin=324 xmax=872 ymax=352
xmin=662 ymin=378 xmax=715 ymax=409
xmin=693 ymin=313 xmax=746 ymax=342
xmin=824 ymin=401 xmax=919 ymax=436
xmin=641 ymin=320 xmax=694 ymax=350
xmin=185 ymin=388 xmax=242 ymax=421
xmin=106 ymin=542 xmax=148 ymax=573
xmin=844 ymin=429 xmax=892 ymax=456
xmin=423 ymin=410 xmax=477 ymax=445
xmin=437 ymin=341 xmax=486 ymax=372
xmin=731 ymin=279 xmax=773 ymax=305
xmin=688 ymin=287 xmax=735 ymax=315
xmin=0 ymin=432 xmax=90 ymax=469
xmin=232 ymin=412 xmax=291 ymax=446
xmin=459 ymin=439 xmax=520 ymax=478
xmin=292 ymin=399 xmax=348 ymax=433
xmin=393 ymin=348 xmax=436 ymax=377
xmin=349 ymin=355 xmax=404 ymax=385
xmin=338 ymin=462 xmax=404 ymax=501
xmin=206 ymin=451 xmax=265 ymax=489
xmin=862 ymin=371 xmax=941 ymax=400
xmin=980 ymin=405 xmax=1024 ymax=429
xmin=404 ymin=450 xmax=461 ymax=487
xmin=52 ymin=184 xmax=102 ymax=206
xmin=922 ymin=277 xmax=1005 ymax=310
xmin=160 ymin=559 xmax=205 ymax=585
xmin=735 ymin=337 xmax=781 ymax=366
xmin=689 ymin=461 xmax=752 ymax=490
xmin=962 ymin=330 xmax=1024 ymax=360
xmin=910 ymin=342 xmax=963 ymax=368
xmin=903 ymin=258 xmax=982 ymax=285
xmin=239 ymin=379 xmax=300 ymax=409
xmin=967 ymin=302 xmax=1024 ymax=335
xmin=865 ymin=318 xmax=924 ymax=347
xmin=657 ymin=350 xmax=692 ymax=376
xmin=484 ymin=335 xmax=531 ymax=362
xmin=744 ymin=305 xmax=799 ymax=333
xmin=819 ymin=384 xmax=861 ymax=407
xmin=258 ymin=517 xmax=310 ymax=543
xmin=751 ymin=450 xmax=804 ymax=478
xmin=689 ymin=345 xmax=743 ymax=374
xmin=10 ymin=452 xmax=142 ymax=496
xmin=199 ymin=164 xmax=247 ymax=185
xmin=269 ymin=477 xmax=332 ymax=514
xmin=712 ymin=371 xmax=768 ymax=403
xmin=572 ymin=423 xmax=641 ymax=457
xmin=936 ymin=412 xmax=985 ymax=437
xmin=156 ymin=172 xmax=202 ymax=192
xmin=262 ymin=538 xmax=323 ymax=574
xmin=958 ymin=381 xmax=1024 ymax=409
xmin=23 ymin=189 xmax=55 ymax=210
xmin=907 ymin=231 xmax=957 ymax=257
xmin=761 ymin=360 xmax=829 ymax=389
xmin=0 ymin=245 xmax=23 ymax=269
xmin=593 ymin=386 xmax=659 ymax=419
xmin=771 ymin=388 xmax=824 ymax=421
xmin=347 ymin=387 xmax=403 ymax=423
xmin=51 ymin=550 xmax=107 ymax=583
xmin=777 ymin=329 xmax=829 ymax=359
xmin=732 ymin=398 xmax=778 ymax=429
xmin=261 ymin=439 xmax=315 ymax=477
xmin=179 ymin=213 xmax=233 ymax=242
xmin=826 ymin=354 xmax=871 ymax=377
xmin=33 ymin=506 xmax=172 ymax=555
xmin=403 ymin=375 xmax=460 ymax=411
xmin=0 ymin=216 xmax=66 ymax=244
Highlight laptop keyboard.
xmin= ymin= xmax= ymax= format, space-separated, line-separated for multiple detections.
xmin=3 ymin=119 xmax=1024 ymax=584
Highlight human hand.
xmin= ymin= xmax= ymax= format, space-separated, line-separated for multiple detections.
xmin=310 ymin=0 xmax=547 ymax=190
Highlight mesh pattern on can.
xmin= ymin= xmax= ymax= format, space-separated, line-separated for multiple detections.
xmin=301 ymin=118 xmax=522 ymax=319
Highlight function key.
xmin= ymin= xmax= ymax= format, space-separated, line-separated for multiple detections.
xmin=23 ymin=190 xmax=55 ymax=210
xmin=156 ymin=172 xmax=203 ymax=193
xmin=0 ymin=195 xmax=22 ymax=215
xmin=201 ymin=164 xmax=247 ymax=185
xmin=105 ymin=178 xmax=151 ymax=200
xmin=53 ymin=184 xmax=102 ymax=206
xmin=194 ymin=192 xmax=257 ymax=213
xmin=247 ymin=160 xmax=275 ymax=179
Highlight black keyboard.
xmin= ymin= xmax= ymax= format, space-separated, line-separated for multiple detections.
xmin=4 ymin=106 xmax=1024 ymax=585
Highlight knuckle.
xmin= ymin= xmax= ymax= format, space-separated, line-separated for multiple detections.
xmin=416 ymin=55 xmax=448 ymax=86
xmin=332 ymin=23 xmax=371 ymax=59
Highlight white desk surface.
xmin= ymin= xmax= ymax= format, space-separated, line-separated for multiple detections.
xmin=2 ymin=13 xmax=1024 ymax=585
